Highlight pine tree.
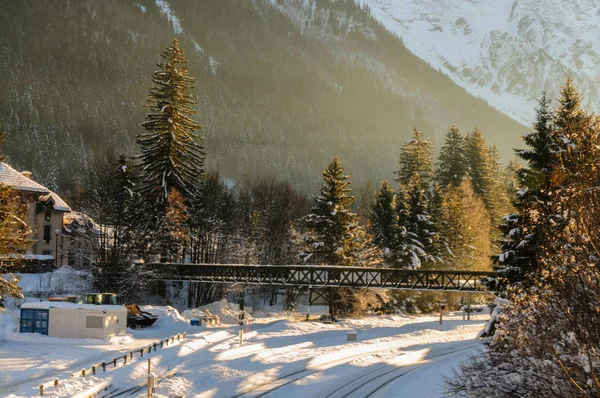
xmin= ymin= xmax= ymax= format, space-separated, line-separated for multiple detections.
xmin=303 ymin=157 xmax=381 ymax=319
xmin=493 ymin=93 xmax=558 ymax=289
xmin=302 ymin=156 xmax=358 ymax=266
xmin=369 ymin=181 xmax=397 ymax=259
xmin=394 ymin=128 xmax=433 ymax=186
xmin=393 ymin=129 xmax=441 ymax=267
xmin=436 ymin=124 xmax=468 ymax=188
xmin=134 ymin=39 xmax=204 ymax=261
xmin=135 ymin=39 xmax=204 ymax=211
xmin=464 ymin=127 xmax=490 ymax=198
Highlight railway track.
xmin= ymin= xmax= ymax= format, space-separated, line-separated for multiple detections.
xmin=233 ymin=341 xmax=480 ymax=398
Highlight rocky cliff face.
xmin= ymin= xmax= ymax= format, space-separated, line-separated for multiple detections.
xmin=362 ymin=0 xmax=600 ymax=124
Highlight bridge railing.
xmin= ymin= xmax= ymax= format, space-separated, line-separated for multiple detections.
xmin=151 ymin=263 xmax=495 ymax=292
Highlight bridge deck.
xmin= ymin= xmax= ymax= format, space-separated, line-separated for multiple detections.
xmin=153 ymin=264 xmax=495 ymax=292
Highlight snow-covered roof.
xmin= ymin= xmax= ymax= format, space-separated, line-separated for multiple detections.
xmin=0 ymin=162 xmax=49 ymax=193
xmin=22 ymin=302 xmax=126 ymax=312
xmin=39 ymin=191 xmax=71 ymax=212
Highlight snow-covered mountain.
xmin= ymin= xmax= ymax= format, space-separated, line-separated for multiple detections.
xmin=361 ymin=0 xmax=600 ymax=124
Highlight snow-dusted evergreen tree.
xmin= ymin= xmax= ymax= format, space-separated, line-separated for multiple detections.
xmin=369 ymin=180 xmax=419 ymax=267
xmin=464 ymin=127 xmax=489 ymax=197
xmin=303 ymin=157 xmax=381 ymax=318
xmin=394 ymin=128 xmax=433 ymax=186
xmin=451 ymin=80 xmax=600 ymax=398
xmin=436 ymin=124 xmax=468 ymax=188
xmin=369 ymin=181 xmax=397 ymax=262
xmin=302 ymin=156 xmax=359 ymax=266
xmin=493 ymin=93 xmax=556 ymax=289
xmin=134 ymin=39 xmax=204 ymax=261
xmin=404 ymin=173 xmax=436 ymax=267
xmin=392 ymin=128 xmax=442 ymax=266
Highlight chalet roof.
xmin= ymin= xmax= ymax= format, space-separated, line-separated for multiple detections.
xmin=0 ymin=162 xmax=49 ymax=193
xmin=39 ymin=191 xmax=72 ymax=212
xmin=0 ymin=162 xmax=71 ymax=212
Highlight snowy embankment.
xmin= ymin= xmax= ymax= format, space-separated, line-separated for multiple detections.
xmin=2 ymin=302 xmax=486 ymax=398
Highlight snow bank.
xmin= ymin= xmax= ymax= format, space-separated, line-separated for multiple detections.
xmin=5 ymin=265 xmax=93 ymax=297
xmin=479 ymin=297 xmax=509 ymax=338
xmin=182 ymin=299 xmax=251 ymax=325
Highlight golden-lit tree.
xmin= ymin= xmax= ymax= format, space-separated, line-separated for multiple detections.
xmin=0 ymin=185 xmax=31 ymax=299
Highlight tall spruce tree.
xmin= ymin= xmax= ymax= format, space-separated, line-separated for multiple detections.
xmin=369 ymin=181 xmax=397 ymax=259
xmin=464 ymin=127 xmax=491 ymax=199
xmin=135 ymin=39 xmax=204 ymax=212
xmin=493 ymin=93 xmax=557 ymax=289
xmin=436 ymin=124 xmax=468 ymax=188
xmin=303 ymin=156 xmax=358 ymax=266
xmin=134 ymin=39 xmax=204 ymax=260
xmin=393 ymin=128 xmax=441 ymax=266
xmin=394 ymin=128 xmax=433 ymax=186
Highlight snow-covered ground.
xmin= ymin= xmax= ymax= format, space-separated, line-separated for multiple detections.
xmin=1 ymin=302 xmax=486 ymax=398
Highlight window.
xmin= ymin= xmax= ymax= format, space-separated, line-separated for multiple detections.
xmin=85 ymin=316 xmax=103 ymax=329
xmin=43 ymin=225 xmax=52 ymax=243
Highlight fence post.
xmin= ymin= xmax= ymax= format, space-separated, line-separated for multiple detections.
xmin=140 ymin=348 xmax=144 ymax=357
xmin=92 ymin=365 xmax=96 ymax=375
xmin=130 ymin=351 xmax=134 ymax=359
xmin=113 ymin=358 xmax=117 ymax=367
xmin=102 ymin=362 xmax=106 ymax=372
xmin=124 ymin=355 xmax=127 ymax=365
xmin=39 ymin=384 xmax=44 ymax=396
xmin=81 ymin=369 xmax=86 ymax=377
xmin=54 ymin=379 xmax=58 ymax=387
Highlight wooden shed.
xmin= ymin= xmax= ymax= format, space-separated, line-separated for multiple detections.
xmin=20 ymin=302 xmax=127 ymax=339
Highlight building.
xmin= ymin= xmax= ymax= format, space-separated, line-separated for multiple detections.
xmin=20 ymin=301 xmax=127 ymax=338
xmin=0 ymin=162 xmax=71 ymax=266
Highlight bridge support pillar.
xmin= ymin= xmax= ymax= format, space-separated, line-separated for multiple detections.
xmin=306 ymin=287 xmax=312 ymax=321
xmin=467 ymin=293 xmax=472 ymax=321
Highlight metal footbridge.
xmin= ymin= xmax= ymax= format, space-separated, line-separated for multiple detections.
xmin=152 ymin=263 xmax=495 ymax=292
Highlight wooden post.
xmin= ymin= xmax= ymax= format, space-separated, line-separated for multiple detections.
xmin=92 ymin=365 xmax=96 ymax=375
xmin=54 ymin=379 xmax=58 ymax=387
xmin=130 ymin=351 xmax=134 ymax=359
xmin=113 ymin=358 xmax=117 ymax=367
xmin=39 ymin=384 xmax=44 ymax=396
xmin=124 ymin=355 xmax=127 ymax=365
xmin=147 ymin=358 xmax=152 ymax=398
xmin=153 ymin=343 xmax=157 ymax=352
xmin=81 ymin=369 xmax=86 ymax=377
xmin=140 ymin=348 xmax=144 ymax=357
xmin=102 ymin=362 xmax=106 ymax=372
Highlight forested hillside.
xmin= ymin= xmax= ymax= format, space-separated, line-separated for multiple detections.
xmin=0 ymin=0 xmax=524 ymax=193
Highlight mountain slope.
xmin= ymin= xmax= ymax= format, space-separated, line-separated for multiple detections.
xmin=0 ymin=0 xmax=525 ymax=194
xmin=361 ymin=0 xmax=600 ymax=124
